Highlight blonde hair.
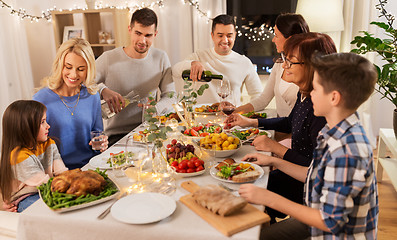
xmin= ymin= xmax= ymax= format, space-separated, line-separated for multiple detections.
xmin=40 ymin=38 xmax=98 ymax=94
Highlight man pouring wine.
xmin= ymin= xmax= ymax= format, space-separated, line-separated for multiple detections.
xmin=172 ymin=14 xmax=262 ymax=106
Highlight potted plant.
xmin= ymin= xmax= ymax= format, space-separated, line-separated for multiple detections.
xmin=350 ymin=0 xmax=397 ymax=138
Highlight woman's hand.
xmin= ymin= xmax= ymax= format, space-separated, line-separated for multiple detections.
xmin=2 ymin=202 xmax=17 ymax=212
xmin=252 ymin=135 xmax=276 ymax=152
xmin=224 ymin=113 xmax=257 ymax=129
xmin=89 ymin=135 xmax=109 ymax=152
xmin=238 ymin=184 xmax=269 ymax=205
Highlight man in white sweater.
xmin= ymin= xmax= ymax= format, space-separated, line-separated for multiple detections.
xmin=95 ymin=8 xmax=175 ymax=145
xmin=172 ymin=14 xmax=262 ymax=106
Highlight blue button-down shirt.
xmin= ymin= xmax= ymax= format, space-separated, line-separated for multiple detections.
xmin=304 ymin=112 xmax=379 ymax=239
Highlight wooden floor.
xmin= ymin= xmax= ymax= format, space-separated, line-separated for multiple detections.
xmin=374 ymin=145 xmax=397 ymax=239
xmin=377 ymin=171 xmax=397 ymax=239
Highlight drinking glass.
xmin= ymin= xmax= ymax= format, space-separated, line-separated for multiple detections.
xmin=125 ymin=136 xmax=151 ymax=192
xmin=90 ymin=131 xmax=106 ymax=151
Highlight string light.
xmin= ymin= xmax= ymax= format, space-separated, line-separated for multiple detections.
xmin=237 ymin=23 xmax=274 ymax=42
xmin=183 ymin=0 xmax=212 ymax=22
xmin=0 ymin=0 xmax=52 ymax=22
xmin=0 ymin=0 xmax=166 ymax=22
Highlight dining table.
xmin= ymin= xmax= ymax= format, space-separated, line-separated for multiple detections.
xmin=16 ymin=109 xmax=276 ymax=240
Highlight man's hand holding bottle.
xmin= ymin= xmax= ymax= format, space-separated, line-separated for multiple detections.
xmin=102 ymin=88 xmax=125 ymax=113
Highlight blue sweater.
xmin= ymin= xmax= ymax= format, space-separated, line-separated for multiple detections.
xmin=33 ymin=86 xmax=103 ymax=169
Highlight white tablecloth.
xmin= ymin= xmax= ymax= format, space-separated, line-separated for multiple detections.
xmin=17 ymin=111 xmax=274 ymax=240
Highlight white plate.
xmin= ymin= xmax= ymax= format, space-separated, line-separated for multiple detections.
xmin=209 ymin=161 xmax=264 ymax=183
xmin=111 ymin=192 xmax=176 ymax=224
xmin=174 ymin=169 xmax=205 ymax=178
xmin=89 ymin=146 xmax=126 ymax=169
xmin=193 ymin=103 xmax=220 ymax=115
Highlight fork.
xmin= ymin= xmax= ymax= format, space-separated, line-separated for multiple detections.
xmin=218 ymin=183 xmax=236 ymax=192
xmin=97 ymin=192 xmax=127 ymax=220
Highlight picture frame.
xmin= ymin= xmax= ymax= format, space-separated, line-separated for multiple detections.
xmin=63 ymin=26 xmax=85 ymax=43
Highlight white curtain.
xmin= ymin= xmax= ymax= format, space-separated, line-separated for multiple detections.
xmin=155 ymin=0 xmax=226 ymax=65
xmin=338 ymin=0 xmax=395 ymax=146
xmin=0 ymin=0 xmax=34 ymax=146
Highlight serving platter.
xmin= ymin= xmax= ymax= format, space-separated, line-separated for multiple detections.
xmin=38 ymin=173 xmax=120 ymax=213
xmin=209 ymin=162 xmax=264 ymax=183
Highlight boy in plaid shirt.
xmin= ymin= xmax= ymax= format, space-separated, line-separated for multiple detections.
xmin=239 ymin=52 xmax=379 ymax=239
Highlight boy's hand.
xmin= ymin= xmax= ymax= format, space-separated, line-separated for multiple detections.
xmin=190 ymin=61 xmax=204 ymax=81
xmin=238 ymin=184 xmax=268 ymax=205
xmin=102 ymin=88 xmax=124 ymax=113
xmin=224 ymin=113 xmax=257 ymax=129
xmin=241 ymin=153 xmax=275 ymax=167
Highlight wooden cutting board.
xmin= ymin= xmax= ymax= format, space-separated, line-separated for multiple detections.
xmin=179 ymin=181 xmax=270 ymax=237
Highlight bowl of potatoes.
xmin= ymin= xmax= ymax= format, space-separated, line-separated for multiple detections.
xmin=197 ymin=132 xmax=241 ymax=158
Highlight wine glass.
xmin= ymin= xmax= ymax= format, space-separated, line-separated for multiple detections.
xmin=125 ymin=136 xmax=151 ymax=192
xmin=219 ymin=91 xmax=236 ymax=132
xmin=216 ymin=79 xmax=231 ymax=101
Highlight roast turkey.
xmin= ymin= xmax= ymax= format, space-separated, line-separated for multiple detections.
xmin=51 ymin=169 xmax=106 ymax=196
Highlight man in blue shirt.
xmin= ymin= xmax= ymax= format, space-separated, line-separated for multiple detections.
xmin=238 ymin=52 xmax=379 ymax=239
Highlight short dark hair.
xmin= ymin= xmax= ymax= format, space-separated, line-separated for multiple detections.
xmin=283 ymin=32 xmax=337 ymax=97
xmin=312 ymin=53 xmax=377 ymax=110
xmin=275 ymin=13 xmax=310 ymax=38
xmin=130 ymin=8 xmax=158 ymax=30
xmin=212 ymin=14 xmax=236 ymax=33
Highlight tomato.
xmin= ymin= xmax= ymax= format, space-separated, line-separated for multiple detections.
xmin=235 ymin=166 xmax=241 ymax=171
xmin=197 ymin=126 xmax=203 ymax=131
xmin=184 ymin=129 xmax=190 ymax=135
xmin=215 ymin=127 xmax=221 ymax=133
xmin=200 ymin=132 xmax=209 ymax=137
xmin=178 ymin=169 xmax=187 ymax=173
xmin=187 ymin=168 xmax=195 ymax=173
xmin=171 ymin=161 xmax=179 ymax=168
xmin=252 ymin=129 xmax=259 ymax=134
xmin=187 ymin=160 xmax=195 ymax=169
xmin=196 ymin=165 xmax=204 ymax=172
xmin=194 ymin=159 xmax=202 ymax=167
xmin=171 ymin=139 xmax=177 ymax=145
xmin=190 ymin=129 xmax=199 ymax=136
xmin=178 ymin=162 xmax=188 ymax=170
xmin=190 ymin=157 xmax=198 ymax=162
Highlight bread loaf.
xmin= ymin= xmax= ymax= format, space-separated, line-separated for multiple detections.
xmin=232 ymin=171 xmax=261 ymax=183
xmin=192 ymin=185 xmax=247 ymax=216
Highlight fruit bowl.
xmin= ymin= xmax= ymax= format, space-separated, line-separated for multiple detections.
xmin=197 ymin=133 xmax=242 ymax=158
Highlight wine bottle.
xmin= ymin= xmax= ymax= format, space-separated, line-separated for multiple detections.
xmin=101 ymin=90 xmax=140 ymax=119
xmin=182 ymin=70 xmax=223 ymax=82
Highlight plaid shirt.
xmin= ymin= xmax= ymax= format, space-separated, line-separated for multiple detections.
xmin=304 ymin=112 xmax=379 ymax=239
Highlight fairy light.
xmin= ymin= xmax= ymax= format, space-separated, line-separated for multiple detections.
xmin=237 ymin=23 xmax=274 ymax=42
xmin=0 ymin=0 xmax=166 ymax=22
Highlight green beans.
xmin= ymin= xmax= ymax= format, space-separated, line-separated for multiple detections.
xmin=37 ymin=169 xmax=118 ymax=210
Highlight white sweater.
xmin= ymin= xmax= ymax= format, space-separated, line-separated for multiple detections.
xmin=250 ymin=63 xmax=299 ymax=117
xmin=172 ymin=48 xmax=262 ymax=105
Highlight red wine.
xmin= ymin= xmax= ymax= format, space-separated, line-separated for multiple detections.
xmin=218 ymin=93 xmax=229 ymax=99
xmin=222 ymin=107 xmax=235 ymax=115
